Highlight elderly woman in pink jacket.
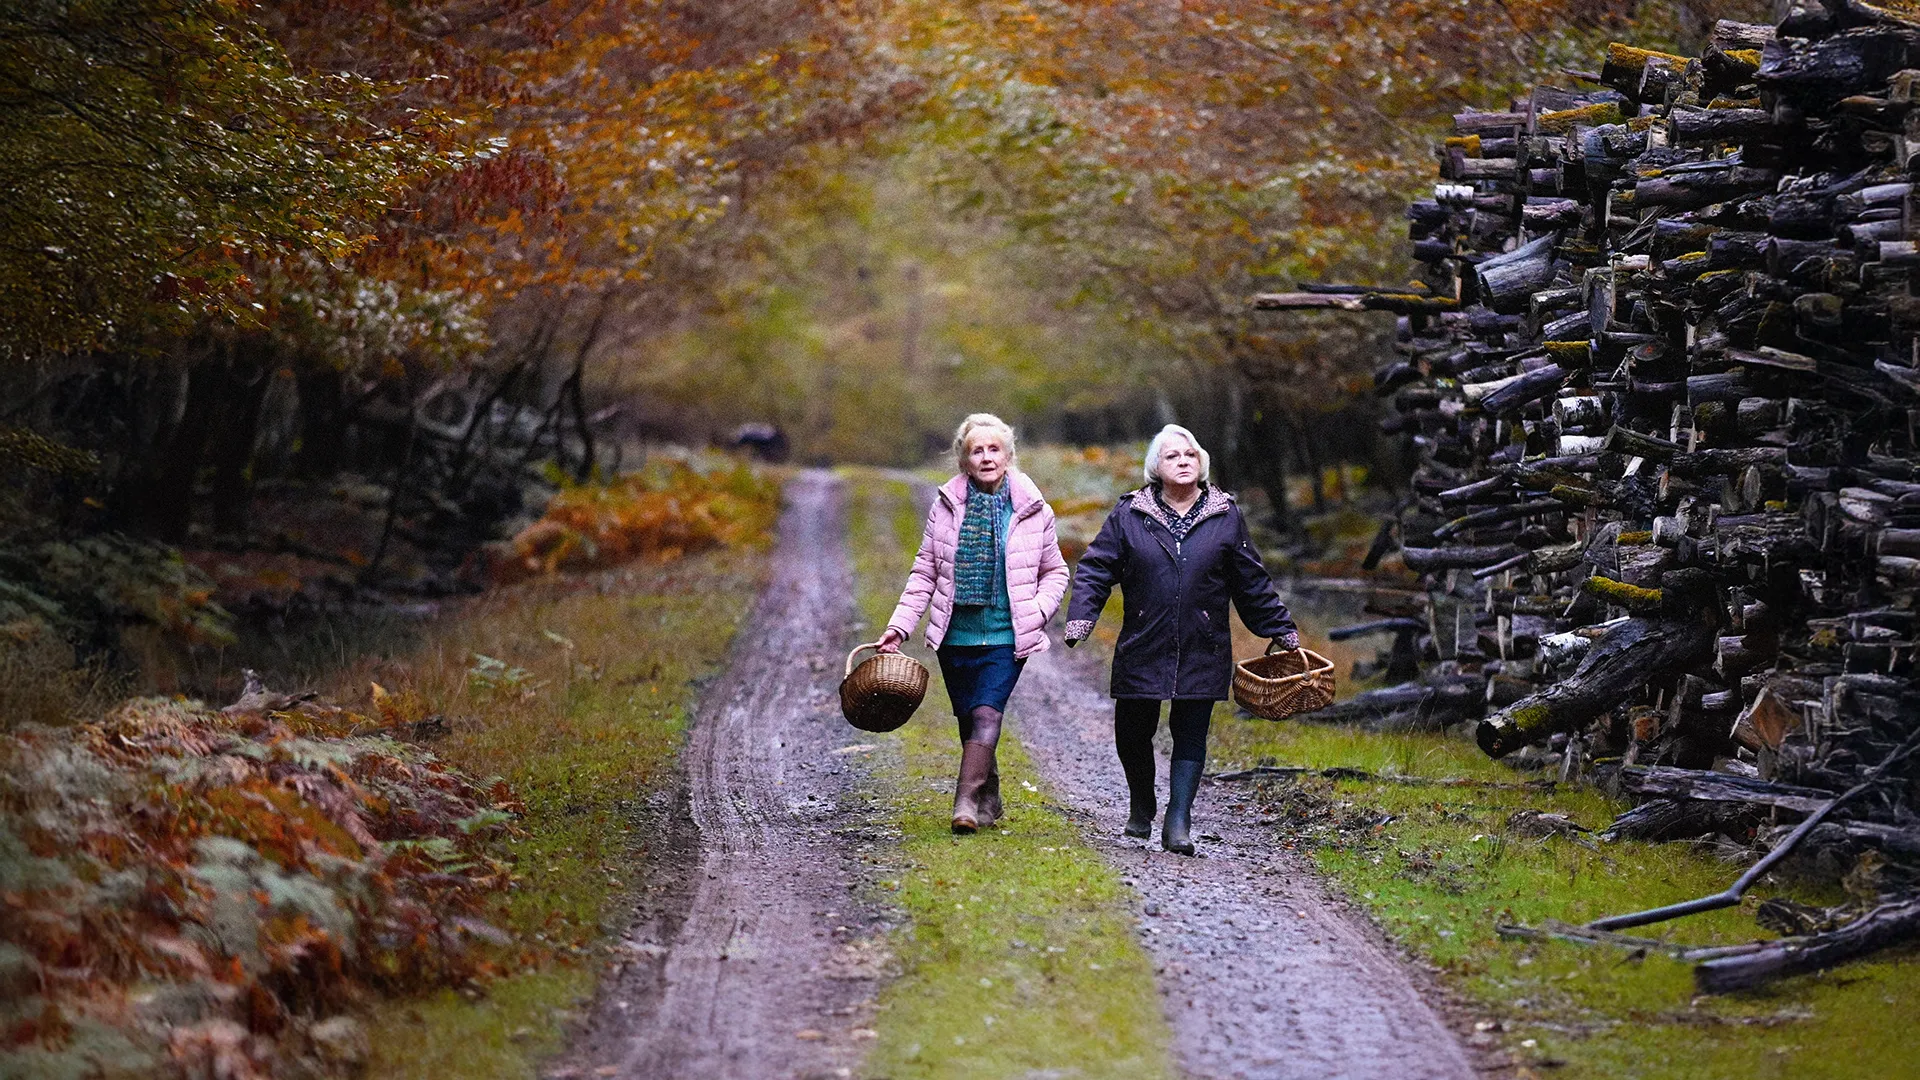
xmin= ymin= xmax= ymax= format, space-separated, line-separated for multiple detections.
xmin=878 ymin=413 xmax=1070 ymax=832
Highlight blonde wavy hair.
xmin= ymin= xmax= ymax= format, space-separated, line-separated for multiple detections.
xmin=952 ymin=413 xmax=1018 ymax=472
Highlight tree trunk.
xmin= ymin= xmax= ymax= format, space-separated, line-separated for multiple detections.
xmin=208 ymin=336 xmax=273 ymax=537
xmin=295 ymin=366 xmax=349 ymax=480
xmin=1242 ymin=405 xmax=1298 ymax=538
xmin=116 ymin=344 xmax=223 ymax=541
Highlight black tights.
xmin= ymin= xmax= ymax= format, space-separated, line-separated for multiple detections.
xmin=1114 ymin=699 xmax=1211 ymax=812
xmin=958 ymin=705 xmax=1003 ymax=747
xmin=1114 ymin=698 xmax=1212 ymax=764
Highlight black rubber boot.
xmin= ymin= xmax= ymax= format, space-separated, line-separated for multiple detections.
xmin=1123 ymin=774 xmax=1155 ymax=838
xmin=1162 ymin=759 xmax=1203 ymax=855
xmin=1117 ymin=733 xmax=1157 ymax=838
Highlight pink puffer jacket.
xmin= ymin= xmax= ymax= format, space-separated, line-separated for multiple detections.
xmin=887 ymin=471 xmax=1069 ymax=659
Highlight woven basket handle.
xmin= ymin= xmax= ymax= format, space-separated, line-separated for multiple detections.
xmin=1251 ymin=645 xmax=1336 ymax=686
xmin=846 ymin=642 xmax=884 ymax=677
xmin=1266 ymin=639 xmax=1296 ymax=655
xmin=1296 ymin=648 xmax=1336 ymax=675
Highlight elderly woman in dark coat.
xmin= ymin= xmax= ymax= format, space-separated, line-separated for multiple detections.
xmin=1064 ymin=424 xmax=1299 ymax=854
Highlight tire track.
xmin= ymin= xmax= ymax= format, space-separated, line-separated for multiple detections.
xmin=894 ymin=474 xmax=1476 ymax=1079
xmin=561 ymin=470 xmax=890 ymax=1080
xmin=1012 ymin=642 xmax=1479 ymax=1080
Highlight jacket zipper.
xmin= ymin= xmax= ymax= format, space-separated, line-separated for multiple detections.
xmin=1134 ymin=496 xmax=1228 ymax=699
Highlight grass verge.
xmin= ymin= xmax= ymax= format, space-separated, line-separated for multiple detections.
xmin=842 ymin=470 xmax=1174 ymax=1080
xmin=1205 ymin=716 xmax=1920 ymax=1080
xmin=345 ymin=549 xmax=770 ymax=1080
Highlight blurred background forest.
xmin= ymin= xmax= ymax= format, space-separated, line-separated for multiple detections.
xmin=1 ymin=0 xmax=1769 ymax=703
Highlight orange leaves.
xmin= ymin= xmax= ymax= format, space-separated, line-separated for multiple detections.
xmin=0 ymin=691 xmax=519 ymax=1071
xmin=492 ymin=460 xmax=779 ymax=583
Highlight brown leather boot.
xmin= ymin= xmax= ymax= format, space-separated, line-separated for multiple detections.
xmin=978 ymin=754 xmax=1003 ymax=826
xmin=951 ymin=741 xmax=994 ymax=833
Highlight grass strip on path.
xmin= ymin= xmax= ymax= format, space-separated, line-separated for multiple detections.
xmin=348 ymin=549 xmax=770 ymax=1080
xmin=1207 ymin=716 xmax=1920 ymax=1079
xmin=843 ymin=470 xmax=1173 ymax=1080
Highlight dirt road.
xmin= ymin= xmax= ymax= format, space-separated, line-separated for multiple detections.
xmin=1015 ymin=641 xmax=1480 ymax=1080
xmin=564 ymin=472 xmax=1476 ymax=1080
xmin=562 ymin=471 xmax=889 ymax=1080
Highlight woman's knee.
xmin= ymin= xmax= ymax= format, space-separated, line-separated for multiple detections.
xmin=1168 ymin=700 xmax=1211 ymax=762
xmin=969 ymin=705 xmax=1003 ymax=744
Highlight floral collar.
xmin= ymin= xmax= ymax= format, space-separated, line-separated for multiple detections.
xmin=1128 ymin=483 xmax=1231 ymax=537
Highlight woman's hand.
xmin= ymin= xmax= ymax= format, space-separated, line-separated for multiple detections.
xmin=1273 ymin=630 xmax=1300 ymax=652
xmin=877 ymin=627 xmax=906 ymax=653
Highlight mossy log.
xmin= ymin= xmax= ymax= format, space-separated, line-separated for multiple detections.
xmin=1477 ymin=614 xmax=1716 ymax=758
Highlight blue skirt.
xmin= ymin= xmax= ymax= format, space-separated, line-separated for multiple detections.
xmin=937 ymin=644 xmax=1026 ymax=716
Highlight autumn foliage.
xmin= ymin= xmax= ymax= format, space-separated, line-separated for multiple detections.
xmin=494 ymin=460 xmax=780 ymax=582
xmin=0 ymin=692 xmax=519 ymax=1077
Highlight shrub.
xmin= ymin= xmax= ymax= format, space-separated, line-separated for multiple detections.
xmin=0 ymin=690 xmax=519 ymax=1078
xmin=492 ymin=460 xmax=779 ymax=582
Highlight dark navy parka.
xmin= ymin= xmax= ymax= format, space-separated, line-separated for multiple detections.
xmin=1064 ymin=485 xmax=1298 ymax=700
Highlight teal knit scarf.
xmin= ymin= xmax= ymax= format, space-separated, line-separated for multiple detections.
xmin=953 ymin=482 xmax=1009 ymax=606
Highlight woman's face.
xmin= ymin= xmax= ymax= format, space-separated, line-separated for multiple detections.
xmin=1158 ymin=437 xmax=1202 ymax=488
xmin=965 ymin=433 xmax=1009 ymax=486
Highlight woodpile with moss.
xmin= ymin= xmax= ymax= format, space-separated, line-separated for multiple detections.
xmin=1258 ymin=6 xmax=1920 ymax=987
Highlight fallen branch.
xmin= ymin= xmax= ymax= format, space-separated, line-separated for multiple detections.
xmin=1209 ymin=764 xmax=1555 ymax=791
xmin=1588 ymin=728 xmax=1920 ymax=932
xmin=1694 ymin=895 xmax=1920 ymax=994
xmin=1496 ymin=919 xmax=1689 ymax=956
xmin=1496 ymin=919 xmax=1773 ymax=962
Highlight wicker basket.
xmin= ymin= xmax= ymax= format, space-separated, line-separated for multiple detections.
xmin=1233 ymin=645 xmax=1336 ymax=720
xmin=839 ymin=642 xmax=930 ymax=733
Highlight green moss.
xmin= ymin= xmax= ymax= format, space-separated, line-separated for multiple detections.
xmin=367 ymin=972 xmax=590 ymax=1080
xmin=1207 ymin=714 xmax=1920 ymax=1079
xmin=1582 ymin=575 xmax=1663 ymax=611
xmin=1537 ymin=101 xmax=1624 ymax=133
xmin=1505 ymin=699 xmax=1555 ymax=736
xmin=844 ymin=470 xmax=1175 ymax=1080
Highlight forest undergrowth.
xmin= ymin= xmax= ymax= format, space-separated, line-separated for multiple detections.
xmin=1204 ymin=722 xmax=1920 ymax=1079
xmin=0 ymin=464 xmax=778 ymax=1080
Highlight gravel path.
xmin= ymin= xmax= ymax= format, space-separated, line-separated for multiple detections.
xmin=1013 ymin=627 xmax=1480 ymax=1080
xmin=561 ymin=471 xmax=890 ymax=1080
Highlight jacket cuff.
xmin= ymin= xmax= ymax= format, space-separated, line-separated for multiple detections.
xmin=1063 ymin=619 xmax=1095 ymax=643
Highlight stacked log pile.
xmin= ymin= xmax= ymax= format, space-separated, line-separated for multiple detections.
xmin=1255 ymin=9 xmax=1920 ymax=976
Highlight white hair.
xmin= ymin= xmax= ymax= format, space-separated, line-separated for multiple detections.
xmin=1144 ymin=424 xmax=1210 ymax=484
xmin=952 ymin=413 xmax=1017 ymax=471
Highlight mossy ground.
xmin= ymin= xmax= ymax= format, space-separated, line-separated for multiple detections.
xmin=342 ymin=550 xmax=770 ymax=1080
xmin=1206 ymin=714 xmax=1920 ymax=1080
xmin=843 ymin=470 xmax=1174 ymax=1080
